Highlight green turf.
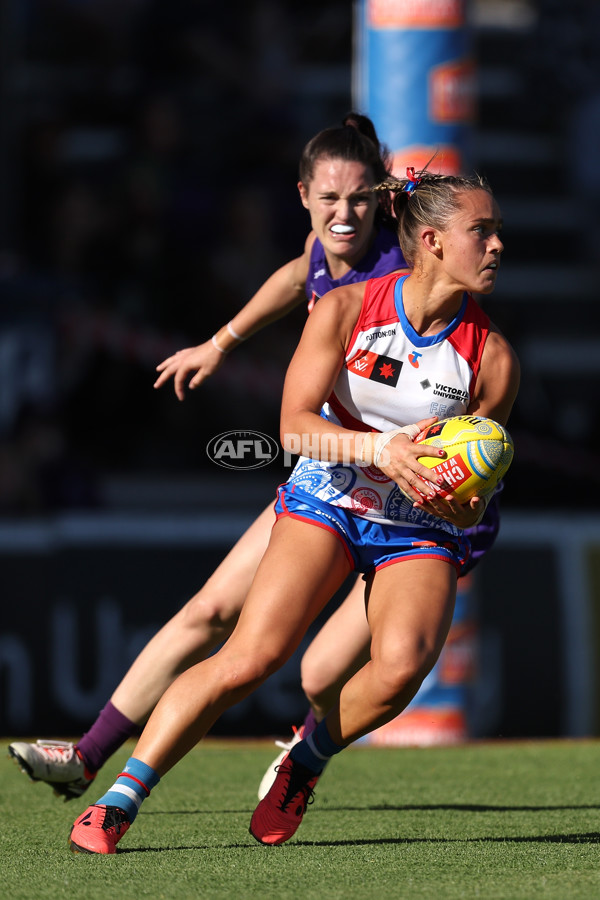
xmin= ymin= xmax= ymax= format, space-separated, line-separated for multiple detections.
xmin=2 ymin=738 xmax=600 ymax=899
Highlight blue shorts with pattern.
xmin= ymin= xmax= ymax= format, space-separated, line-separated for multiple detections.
xmin=274 ymin=484 xmax=470 ymax=576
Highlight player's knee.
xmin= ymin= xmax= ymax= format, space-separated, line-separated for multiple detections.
xmin=219 ymin=662 xmax=264 ymax=696
xmin=181 ymin=588 xmax=239 ymax=637
xmin=300 ymin=663 xmax=330 ymax=708
xmin=374 ymin=650 xmax=435 ymax=703
xmin=258 ymin=645 xmax=291 ymax=681
xmin=218 ymin=647 xmax=285 ymax=694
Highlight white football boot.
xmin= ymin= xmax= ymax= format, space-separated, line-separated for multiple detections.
xmin=8 ymin=739 xmax=96 ymax=801
xmin=257 ymin=725 xmax=305 ymax=800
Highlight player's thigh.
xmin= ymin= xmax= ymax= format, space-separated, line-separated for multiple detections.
xmin=367 ymin=559 xmax=457 ymax=669
xmin=182 ymin=501 xmax=276 ymax=626
xmin=301 ymin=574 xmax=371 ymax=689
xmin=206 ymin=501 xmax=275 ymax=588
xmin=229 ymin=516 xmax=353 ymax=668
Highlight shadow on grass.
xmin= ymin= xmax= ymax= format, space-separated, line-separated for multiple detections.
xmin=296 ymin=832 xmax=600 ymax=847
xmin=123 ymin=804 xmax=600 ymax=855
xmin=117 ymin=831 xmax=600 ymax=854
xmin=144 ymin=802 xmax=600 ymax=815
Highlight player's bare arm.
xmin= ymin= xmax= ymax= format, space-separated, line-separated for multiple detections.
xmin=153 ymin=234 xmax=314 ymax=400
xmin=467 ymin=323 xmax=520 ymax=427
xmin=281 ymin=282 xmax=361 ymax=450
xmin=281 ymin=283 xmax=447 ymax=502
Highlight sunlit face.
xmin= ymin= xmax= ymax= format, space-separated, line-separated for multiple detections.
xmin=436 ymin=189 xmax=504 ymax=295
xmin=298 ymin=157 xmax=379 ymax=271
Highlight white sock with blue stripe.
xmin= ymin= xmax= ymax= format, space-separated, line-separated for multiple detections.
xmin=95 ymin=757 xmax=160 ymax=823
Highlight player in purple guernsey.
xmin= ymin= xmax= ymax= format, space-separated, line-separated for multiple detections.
xmin=307 ymin=223 xmax=405 ymax=306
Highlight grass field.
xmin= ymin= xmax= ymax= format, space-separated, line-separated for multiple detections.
xmin=3 ymin=737 xmax=600 ymax=899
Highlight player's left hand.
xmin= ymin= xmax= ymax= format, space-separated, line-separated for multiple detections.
xmin=414 ymin=493 xmax=486 ymax=528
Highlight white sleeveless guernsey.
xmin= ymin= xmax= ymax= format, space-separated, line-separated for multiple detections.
xmin=287 ymin=272 xmax=491 ymax=530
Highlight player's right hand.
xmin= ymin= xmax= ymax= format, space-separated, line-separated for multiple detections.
xmin=154 ymin=341 xmax=226 ymax=401
xmin=380 ymin=417 xmax=449 ymax=504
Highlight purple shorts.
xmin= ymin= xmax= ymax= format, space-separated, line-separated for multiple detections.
xmin=462 ymin=487 xmax=501 ymax=576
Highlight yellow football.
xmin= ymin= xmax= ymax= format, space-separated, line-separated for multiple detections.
xmin=414 ymin=415 xmax=514 ymax=502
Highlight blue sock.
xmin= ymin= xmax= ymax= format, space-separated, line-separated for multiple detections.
xmin=290 ymin=720 xmax=345 ymax=774
xmin=95 ymin=757 xmax=160 ymax=823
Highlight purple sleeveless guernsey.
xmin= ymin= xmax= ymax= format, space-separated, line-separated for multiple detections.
xmin=306 ymin=226 xmax=406 ymax=309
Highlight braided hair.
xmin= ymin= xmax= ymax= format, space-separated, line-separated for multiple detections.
xmin=374 ymin=170 xmax=492 ymax=267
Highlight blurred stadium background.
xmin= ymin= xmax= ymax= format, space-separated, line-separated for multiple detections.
xmin=1 ymin=1 xmax=599 ymax=742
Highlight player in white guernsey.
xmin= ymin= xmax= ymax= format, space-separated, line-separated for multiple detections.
xmin=68 ymin=170 xmax=519 ymax=854
xmin=287 ymin=270 xmax=490 ymax=536
xmin=9 ymin=114 xmax=414 ymax=802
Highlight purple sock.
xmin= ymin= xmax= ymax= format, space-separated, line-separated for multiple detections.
xmin=76 ymin=701 xmax=140 ymax=773
xmin=302 ymin=708 xmax=318 ymax=738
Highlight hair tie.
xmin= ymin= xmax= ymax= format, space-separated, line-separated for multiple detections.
xmin=403 ymin=167 xmax=422 ymax=196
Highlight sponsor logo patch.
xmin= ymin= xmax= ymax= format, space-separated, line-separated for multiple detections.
xmin=433 ymin=383 xmax=469 ymax=402
xmin=428 ymin=453 xmax=471 ymax=489
xmin=347 ymin=349 xmax=403 ymax=387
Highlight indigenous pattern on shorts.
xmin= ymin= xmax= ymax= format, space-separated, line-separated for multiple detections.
xmin=306 ymin=225 xmax=407 ymax=311
xmin=288 ymin=272 xmax=491 ymax=531
xmin=275 ymin=484 xmax=471 ymax=574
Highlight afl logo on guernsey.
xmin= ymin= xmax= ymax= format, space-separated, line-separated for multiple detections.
xmin=206 ymin=430 xmax=279 ymax=470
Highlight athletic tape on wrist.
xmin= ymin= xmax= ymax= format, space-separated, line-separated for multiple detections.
xmin=358 ymin=424 xmax=420 ymax=467
xmin=211 ymin=334 xmax=227 ymax=354
xmin=226 ymin=321 xmax=246 ymax=342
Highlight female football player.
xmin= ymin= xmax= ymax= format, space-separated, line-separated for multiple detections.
xmin=68 ymin=169 xmax=519 ymax=852
xmin=9 ymin=111 xmax=408 ymax=795
xmin=9 ymin=115 xmax=502 ymax=806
